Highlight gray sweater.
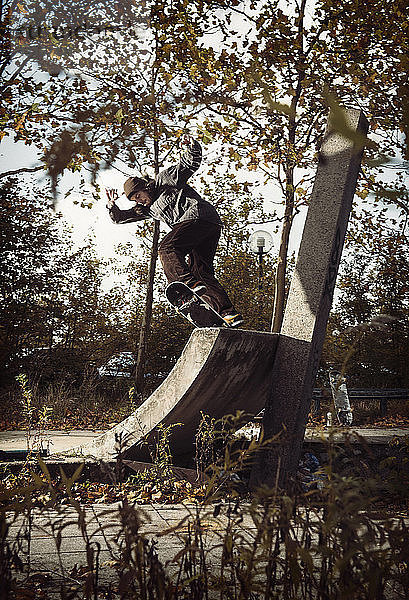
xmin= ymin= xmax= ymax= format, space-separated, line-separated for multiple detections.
xmin=108 ymin=140 xmax=222 ymax=228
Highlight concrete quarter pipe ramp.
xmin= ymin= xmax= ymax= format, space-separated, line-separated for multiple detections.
xmin=59 ymin=328 xmax=278 ymax=461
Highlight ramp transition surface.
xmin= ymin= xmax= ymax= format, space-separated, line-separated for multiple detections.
xmin=57 ymin=328 xmax=279 ymax=461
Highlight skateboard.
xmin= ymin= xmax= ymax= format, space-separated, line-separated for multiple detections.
xmin=166 ymin=281 xmax=228 ymax=328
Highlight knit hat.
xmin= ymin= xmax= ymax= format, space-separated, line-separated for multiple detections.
xmin=123 ymin=176 xmax=151 ymax=199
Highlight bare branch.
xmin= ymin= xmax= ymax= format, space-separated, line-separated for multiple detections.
xmin=0 ymin=165 xmax=44 ymax=179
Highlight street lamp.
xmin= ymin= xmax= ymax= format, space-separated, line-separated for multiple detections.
xmin=249 ymin=230 xmax=274 ymax=328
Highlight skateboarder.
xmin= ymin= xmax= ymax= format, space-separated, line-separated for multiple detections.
xmin=329 ymin=368 xmax=353 ymax=426
xmin=106 ymin=135 xmax=243 ymax=327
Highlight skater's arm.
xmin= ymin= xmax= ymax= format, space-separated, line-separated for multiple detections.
xmin=106 ymin=189 xmax=150 ymax=223
xmin=107 ymin=202 xmax=150 ymax=224
xmin=157 ymin=138 xmax=202 ymax=188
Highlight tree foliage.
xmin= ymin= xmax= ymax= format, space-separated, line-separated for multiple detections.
xmin=0 ymin=178 xmax=144 ymax=387
xmin=322 ymin=214 xmax=409 ymax=387
xmin=0 ymin=178 xmax=71 ymax=373
xmin=1 ymin=0 xmax=408 ymax=404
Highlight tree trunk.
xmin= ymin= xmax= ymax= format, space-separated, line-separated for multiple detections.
xmin=271 ymin=171 xmax=294 ymax=332
xmin=271 ymin=0 xmax=306 ymax=333
xmin=134 ymin=136 xmax=160 ymax=394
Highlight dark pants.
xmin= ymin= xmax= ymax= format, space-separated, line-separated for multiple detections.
xmin=158 ymin=220 xmax=234 ymax=315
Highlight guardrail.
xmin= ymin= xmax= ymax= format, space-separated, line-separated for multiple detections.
xmin=312 ymin=388 xmax=409 ymax=417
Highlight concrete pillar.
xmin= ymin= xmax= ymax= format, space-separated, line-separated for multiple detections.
xmin=251 ymin=108 xmax=369 ymax=486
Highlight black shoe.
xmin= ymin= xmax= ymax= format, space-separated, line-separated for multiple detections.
xmin=222 ymin=312 xmax=244 ymax=328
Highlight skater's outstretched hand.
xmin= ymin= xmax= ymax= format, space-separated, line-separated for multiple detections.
xmin=106 ymin=188 xmax=119 ymax=208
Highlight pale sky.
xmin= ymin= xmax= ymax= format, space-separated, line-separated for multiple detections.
xmin=0 ymin=134 xmax=308 ymax=270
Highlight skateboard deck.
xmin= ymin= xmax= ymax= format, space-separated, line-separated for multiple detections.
xmin=166 ymin=282 xmax=228 ymax=328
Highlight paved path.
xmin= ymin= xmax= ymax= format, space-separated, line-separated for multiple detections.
xmin=6 ymin=502 xmax=258 ymax=595
xmin=305 ymin=427 xmax=409 ymax=444
xmin=7 ymin=503 xmax=205 ymax=573
xmin=0 ymin=430 xmax=106 ymax=454
xmin=240 ymin=424 xmax=409 ymax=445
xmin=0 ymin=427 xmax=408 ymax=456
xmin=6 ymin=500 xmax=408 ymax=598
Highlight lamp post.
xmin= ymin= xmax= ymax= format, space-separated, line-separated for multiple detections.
xmin=249 ymin=231 xmax=274 ymax=329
